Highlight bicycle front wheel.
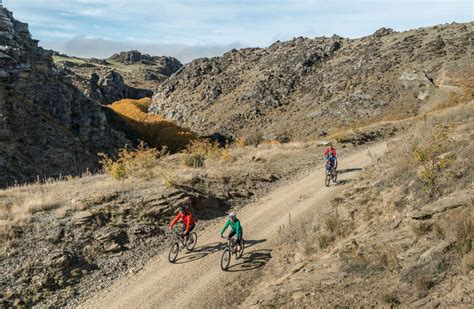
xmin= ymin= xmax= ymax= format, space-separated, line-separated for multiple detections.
xmin=325 ymin=174 xmax=331 ymax=187
xmin=221 ymin=248 xmax=231 ymax=271
xmin=237 ymin=239 xmax=245 ymax=259
xmin=185 ymin=232 xmax=198 ymax=251
xmin=168 ymin=243 xmax=179 ymax=263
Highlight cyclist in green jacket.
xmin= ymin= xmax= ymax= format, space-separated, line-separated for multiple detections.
xmin=220 ymin=211 xmax=243 ymax=254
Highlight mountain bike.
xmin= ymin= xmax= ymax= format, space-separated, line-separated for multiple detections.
xmin=220 ymin=236 xmax=245 ymax=271
xmin=167 ymin=223 xmax=198 ymax=263
xmin=325 ymin=163 xmax=337 ymax=187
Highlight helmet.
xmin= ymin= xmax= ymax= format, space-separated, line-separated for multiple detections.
xmin=177 ymin=206 xmax=185 ymax=214
xmin=328 ymin=142 xmax=333 ymax=146
xmin=228 ymin=210 xmax=236 ymax=220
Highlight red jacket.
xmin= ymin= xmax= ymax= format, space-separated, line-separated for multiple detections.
xmin=324 ymin=146 xmax=337 ymax=157
xmin=169 ymin=212 xmax=195 ymax=233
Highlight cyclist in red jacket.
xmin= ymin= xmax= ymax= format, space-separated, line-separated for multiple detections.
xmin=324 ymin=143 xmax=338 ymax=170
xmin=169 ymin=207 xmax=196 ymax=240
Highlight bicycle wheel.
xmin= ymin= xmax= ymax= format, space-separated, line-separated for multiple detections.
xmin=185 ymin=232 xmax=197 ymax=251
xmin=221 ymin=248 xmax=231 ymax=271
xmin=325 ymin=174 xmax=331 ymax=187
xmin=168 ymin=243 xmax=179 ymax=263
xmin=332 ymin=170 xmax=337 ymax=182
xmin=237 ymin=239 xmax=245 ymax=259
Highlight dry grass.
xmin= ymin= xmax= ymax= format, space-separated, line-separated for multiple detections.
xmin=0 ymin=191 xmax=62 ymax=245
xmin=1 ymin=171 xmax=122 ymax=245
xmin=453 ymin=213 xmax=474 ymax=255
xmin=181 ymin=139 xmax=234 ymax=167
xmin=99 ymin=141 xmax=164 ymax=180
xmin=109 ymin=98 xmax=195 ymax=152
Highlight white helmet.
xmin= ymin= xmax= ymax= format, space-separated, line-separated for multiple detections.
xmin=228 ymin=210 xmax=236 ymax=219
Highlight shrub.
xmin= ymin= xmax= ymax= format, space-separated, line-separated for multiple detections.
xmin=324 ymin=213 xmax=341 ymax=235
xmin=382 ymin=291 xmax=400 ymax=305
xmin=182 ymin=153 xmax=205 ymax=168
xmin=220 ymin=148 xmax=234 ymax=163
xmin=182 ymin=139 xmax=231 ymax=167
xmin=99 ymin=141 xmax=163 ymax=180
xmin=234 ymin=137 xmax=246 ymax=148
xmin=412 ymin=124 xmax=457 ymax=198
xmin=317 ymin=233 xmax=335 ymax=249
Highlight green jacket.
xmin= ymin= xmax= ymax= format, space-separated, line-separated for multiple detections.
xmin=220 ymin=218 xmax=242 ymax=237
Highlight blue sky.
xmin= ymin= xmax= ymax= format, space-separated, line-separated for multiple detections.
xmin=4 ymin=0 xmax=473 ymax=62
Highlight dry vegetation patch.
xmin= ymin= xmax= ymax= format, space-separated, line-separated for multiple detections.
xmin=109 ymin=98 xmax=195 ymax=152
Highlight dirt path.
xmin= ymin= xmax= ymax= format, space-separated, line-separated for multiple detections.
xmin=80 ymin=142 xmax=388 ymax=309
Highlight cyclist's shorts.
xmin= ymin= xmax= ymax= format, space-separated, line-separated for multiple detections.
xmin=228 ymin=230 xmax=243 ymax=243
xmin=181 ymin=223 xmax=195 ymax=236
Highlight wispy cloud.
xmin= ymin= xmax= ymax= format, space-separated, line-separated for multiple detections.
xmin=4 ymin=0 xmax=473 ymax=61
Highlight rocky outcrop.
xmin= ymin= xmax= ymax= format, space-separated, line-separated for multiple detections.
xmin=65 ymin=69 xmax=153 ymax=105
xmin=150 ymin=23 xmax=473 ymax=140
xmin=0 ymin=7 xmax=132 ymax=187
xmin=109 ymin=50 xmax=182 ymax=76
xmin=55 ymin=51 xmax=182 ymax=104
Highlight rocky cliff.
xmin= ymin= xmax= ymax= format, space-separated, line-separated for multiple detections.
xmin=150 ymin=23 xmax=473 ymax=140
xmin=0 ymin=8 xmax=132 ymax=187
xmin=55 ymin=50 xmax=183 ymax=105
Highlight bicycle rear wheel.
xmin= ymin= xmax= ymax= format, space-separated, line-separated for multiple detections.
xmin=168 ymin=243 xmax=179 ymax=263
xmin=332 ymin=170 xmax=337 ymax=183
xmin=185 ymin=232 xmax=197 ymax=251
xmin=221 ymin=248 xmax=231 ymax=271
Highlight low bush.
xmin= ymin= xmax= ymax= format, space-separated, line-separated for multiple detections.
xmin=182 ymin=153 xmax=205 ymax=168
xmin=412 ymin=124 xmax=457 ymax=198
xmin=99 ymin=142 xmax=163 ymax=180
xmin=182 ymin=139 xmax=233 ymax=167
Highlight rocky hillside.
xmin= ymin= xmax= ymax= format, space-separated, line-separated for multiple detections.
xmin=54 ymin=50 xmax=182 ymax=105
xmin=243 ymin=102 xmax=474 ymax=308
xmin=0 ymin=8 xmax=133 ymax=188
xmin=151 ymin=23 xmax=473 ymax=140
